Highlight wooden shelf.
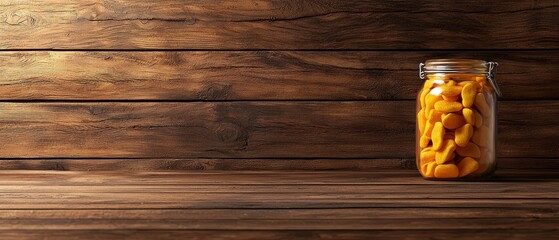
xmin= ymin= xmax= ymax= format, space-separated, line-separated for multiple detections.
xmin=0 ymin=169 xmax=556 ymax=239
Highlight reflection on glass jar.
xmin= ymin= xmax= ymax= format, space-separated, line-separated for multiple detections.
xmin=416 ymin=59 xmax=500 ymax=180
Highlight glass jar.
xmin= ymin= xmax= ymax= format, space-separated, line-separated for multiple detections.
xmin=416 ymin=59 xmax=501 ymax=180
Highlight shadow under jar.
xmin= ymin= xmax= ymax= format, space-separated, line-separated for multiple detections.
xmin=417 ymin=59 xmax=501 ymax=180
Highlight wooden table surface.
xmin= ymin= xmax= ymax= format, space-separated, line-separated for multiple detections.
xmin=0 ymin=169 xmax=557 ymax=240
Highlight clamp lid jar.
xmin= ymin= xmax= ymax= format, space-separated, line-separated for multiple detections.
xmin=416 ymin=59 xmax=500 ymax=180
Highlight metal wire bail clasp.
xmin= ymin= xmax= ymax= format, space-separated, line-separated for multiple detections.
xmin=419 ymin=63 xmax=425 ymax=79
xmin=486 ymin=62 xmax=502 ymax=97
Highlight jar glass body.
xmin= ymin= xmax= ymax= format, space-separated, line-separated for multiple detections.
xmin=416 ymin=60 xmax=498 ymax=180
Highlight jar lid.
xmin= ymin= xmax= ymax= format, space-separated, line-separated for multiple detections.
xmin=419 ymin=59 xmax=501 ymax=97
xmin=423 ymin=59 xmax=487 ymax=74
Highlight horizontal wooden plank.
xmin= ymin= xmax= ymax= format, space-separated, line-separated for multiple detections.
xmin=0 ymin=170 xmax=556 ymax=186
xmin=0 ymin=230 xmax=557 ymax=240
xmin=0 ymin=51 xmax=557 ymax=100
xmin=0 ymin=101 xmax=412 ymax=158
xmin=4 ymin=198 xmax=557 ymax=210
xmin=1 ymin=182 xmax=558 ymax=197
xmin=0 ymin=158 xmax=413 ymax=171
xmin=0 ymin=101 xmax=556 ymax=158
xmin=1 ymin=208 xmax=557 ymax=220
xmin=1 ymin=218 xmax=558 ymax=230
xmin=0 ymin=170 xmax=555 ymax=210
xmin=0 ymin=158 xmax=556 ymax=171
xmin=0 ymin=1 xmax=557 ymax=49
xmin=0 ymin=186 xmax=557 ymax=200
xmin=0 ymin=170 xmax=554 ymax=209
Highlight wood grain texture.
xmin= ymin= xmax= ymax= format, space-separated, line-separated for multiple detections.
xmin=0 ymin=101 xmax=556 ymax=158
xmin=1 ymin=208 xmax=558 ymax=220
xmin=0 ymin=170 xmax=556 ymax=239
xmin=0 ymin=170 xmax=556 ymax=186
xmin=0 ymin=101 xmax=413 ymax=158
xmin=0 ymin=159 xmax=414 ymax=171
xmin=0 ymin=158 xmax=556 ymax=171
xmin=0 ymin=218 xmax=558 ymax=230
xmin=0 ymin=1 xmax=557 ymax=49
xmin=0 ymin=51 xmax=557 ymax=100
xmin=1 ymin=230 xmax=558 ymax=240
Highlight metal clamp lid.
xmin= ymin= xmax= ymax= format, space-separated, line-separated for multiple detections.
xmin=419 ymin=61 xmax=502 ymax=97
xmin=486 ymin=62 xmax=502 ymax=97
xmin=418 ymin=63 xmax=426 ymax=79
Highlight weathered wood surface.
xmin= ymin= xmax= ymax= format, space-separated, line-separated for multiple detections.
xmin=0 ymin=158 xmax=556 ymax=171
xmin=0 ymin=1 xmax=557 ymax=49
xmin=0 ymin=1 xmax=558 ymax=168
xmin=0 ymin=101 xmax=556 ymax=159
xmin=0 ymin=170 xmax=556 ymax=239
xmin=1 ymin=170 xmax=557 ymax=185
xmin=1 ymin=230 xmax=558 ymax=240
xmin=0 ymin=51 xmax=557 ymax=100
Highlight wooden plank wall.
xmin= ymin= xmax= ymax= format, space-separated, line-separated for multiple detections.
xmin=0 ymin=1 xmax=557 ymax=170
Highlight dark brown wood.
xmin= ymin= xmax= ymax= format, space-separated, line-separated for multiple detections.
xmin=1 ymin=208 xmax=557 ymax=220
xmin=0 ymin=1 xmax=557 ymax=49
xmin=0 ymin=218 xmax=558 ymax=230
xmin=0 ymin=230 xmax=557 ymax=240
xmin=0 ymin=51 xmax=557 ymax=100
xmin=0 ymin=185 xmax=557 ymax=199
xmin=0 ymin=158 xmax=413 ymax=171
xmin=0 ymin=170 xmax=556 ymax=186
xmin=0 ymin=158 xmax=556 ymax=171
xmin=0 ymin=170 xmax=556 ymax=239
xmin=0 ymin=101 xmax=413 ymax=158
xmin=0 ymin=101 xmax=556 ymax=159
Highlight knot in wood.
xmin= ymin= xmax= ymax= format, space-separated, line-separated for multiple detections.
xmin=3 ymin=10 xmax=34 ymax=26
xmin=197 ymin=84 xmax=232 ymax=100
xmin=215 ymin=123 xmax=245 ymax=143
